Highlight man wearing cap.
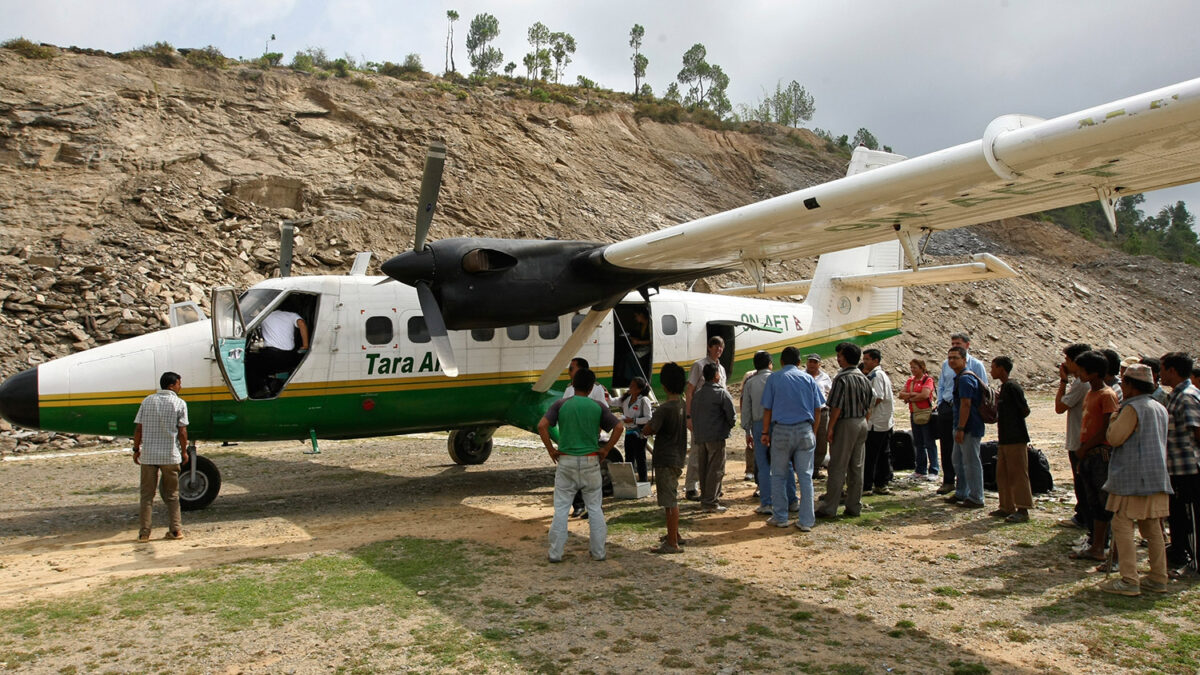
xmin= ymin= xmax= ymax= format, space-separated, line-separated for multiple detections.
xmin=936 ymin=333 xmax=988 ymax=495
xmin=1160 ymin=352 xmax=1200 ymax=573
xmin=1098 ymin=362 xmax=1172 ymax=596
xmin=760 ymin=346 xmax=825 ymax=531
xmin=806 ymin=354 xmax=833 ymax=478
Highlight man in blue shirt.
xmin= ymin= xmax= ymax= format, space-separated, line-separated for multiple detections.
xmin=936 ymin=333 xmax=989 ymax=495
xmin=761 ymin=347 xmax=825 ymax=531
xmin=945 ymin=346 xmax=987 ymax=508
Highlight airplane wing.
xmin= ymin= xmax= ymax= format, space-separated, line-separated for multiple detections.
xmin=603 ymin=77 xmax=1200 ymax=271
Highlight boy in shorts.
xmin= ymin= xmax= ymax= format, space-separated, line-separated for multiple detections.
xmin=643 ymin=362 xmax=689 ymax=554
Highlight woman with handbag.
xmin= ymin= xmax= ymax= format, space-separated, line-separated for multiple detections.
xmin=900 ymin=358 xmax=940 ymax=480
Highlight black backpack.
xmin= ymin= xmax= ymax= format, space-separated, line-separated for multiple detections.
xmin=890 ymin=430 xmax=915 ymax=471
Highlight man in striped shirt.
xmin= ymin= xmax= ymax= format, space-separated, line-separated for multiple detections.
xmin=816 ymin=342 xmax=874 ymax=519
xmin=133 ymin=372 xmax=190 ymax=542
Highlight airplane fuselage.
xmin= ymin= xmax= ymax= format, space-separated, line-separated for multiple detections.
xmin=2 ymin=274 xmax=900 ymax=443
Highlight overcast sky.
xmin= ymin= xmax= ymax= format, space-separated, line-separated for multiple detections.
xmin=6 ymin=0 xmax=1199 ymax=217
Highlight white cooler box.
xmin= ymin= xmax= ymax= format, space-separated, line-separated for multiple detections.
xmin=609 ymin=462 xmax=651 ymax=499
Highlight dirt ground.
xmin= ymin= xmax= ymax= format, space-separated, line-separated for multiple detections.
xmin=1 ymin=395 xmax=1197 ymax=674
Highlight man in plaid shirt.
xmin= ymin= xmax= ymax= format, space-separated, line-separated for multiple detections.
xmin=133 ymin=372 xmax=190 ymax=542
xmin=1161 ymin=352 xmax=1200 ymax=573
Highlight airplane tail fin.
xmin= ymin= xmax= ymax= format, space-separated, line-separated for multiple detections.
xmin=803 ymin=147 xmax=908 ymax=344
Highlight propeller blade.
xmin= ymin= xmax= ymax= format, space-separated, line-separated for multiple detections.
xmin=416 ymin=281 xmax=458 ymax=377
xmin=279 ymin=221 xmax=295 ymax=278
xmin=413 ymin=141 xmax=446 ymax=252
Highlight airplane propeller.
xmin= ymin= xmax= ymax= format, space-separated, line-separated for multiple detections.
xmin=384 ymin=141 xmax=458 ymax=377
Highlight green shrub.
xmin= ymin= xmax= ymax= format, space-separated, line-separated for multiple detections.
xmin=130 ymin=41 xmax=180 ymax=67
xmin=185 ymin=45 xmax=227 ymax=70
xmin=634 ymin=101 xmax=683 ymax=124
xmin=290 ymin=52 xmax=314 ymax=72
xmin=1 ymin=37 xmax=56 ymax=59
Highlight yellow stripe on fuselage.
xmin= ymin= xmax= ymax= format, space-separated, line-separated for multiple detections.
xmin=40 ymin=312 xmax=899 ymax=407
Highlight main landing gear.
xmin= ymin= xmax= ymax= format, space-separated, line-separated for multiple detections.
xmin=178 ymin=444 xmax=222 ymax=511
xmin=447 ymin=427 xmax=496 ymax=465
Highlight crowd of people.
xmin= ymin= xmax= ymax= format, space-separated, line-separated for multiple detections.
xmin=535 ymin=334 xmax=1200 ymax=596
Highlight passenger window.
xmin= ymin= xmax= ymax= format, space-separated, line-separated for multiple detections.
xmin=661 ymin=314 xmax=678 ymax=335
xmin=471 ymin=328 xmax=495 ymax=342
xmin=365 ymin=316 xmax=393 ymax=345
xmin=538 ymin=321 xmax=560 ymax=340
xmin=408 ymin=316 xmax=431 ymax=343
xmin=506 ymin=324 xmax=530 ymax=341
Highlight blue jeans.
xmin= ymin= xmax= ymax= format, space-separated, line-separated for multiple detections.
xmin=952 ymin=433 xmax=984 ymax=504
xmin=548 ymin=455 xmax=606 ymax=561
xmin=911 ymin=416 xmax=940 ymax=475
xmin=771 ymin=421 xmax=815 ymax=527
xmin=753 ymin=420 xmax=795 ymax=508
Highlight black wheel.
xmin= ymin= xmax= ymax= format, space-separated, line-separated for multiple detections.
xmin=178 ymin=453 xmax=221 ymax=511
xmin=448 ymin=428 xmax=494 ymax=465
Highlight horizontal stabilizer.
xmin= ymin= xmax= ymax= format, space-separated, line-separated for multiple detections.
xmin=832 ymin=253 xmax=1017 ymax=289
xmin=715 ymin=253 xmax=1016 ymax=297
xmin=714 ymin=280 xmax=812 ymax=298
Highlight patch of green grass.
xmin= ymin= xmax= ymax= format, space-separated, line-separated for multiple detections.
xmin=660 ymin=654 xmax=694 ymax=669
xmin=1007 ymin=629 xmax=1034 ymax=643
xmin=605 ymin=506 xmax=663 ymax=533
xmin=948 ymin=660 xmax=990 ymax=675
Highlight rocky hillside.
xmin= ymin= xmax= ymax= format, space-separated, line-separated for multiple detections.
xmin=3 ymin=46 xmax=1200 ymax=451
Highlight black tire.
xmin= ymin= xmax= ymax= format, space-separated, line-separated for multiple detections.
xmin=178 ymin=453 xmax=221 ymax=511
xmin=448 ymin=429 xmax=494 ymax=465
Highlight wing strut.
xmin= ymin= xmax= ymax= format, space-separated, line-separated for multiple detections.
xmin=532 ymin=308 xmax=612 ymax=393
xmin=1095 ymin=187 xmax=1119 ymax=233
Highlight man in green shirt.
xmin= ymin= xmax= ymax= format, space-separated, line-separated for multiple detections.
xmin=539 ymin=367 xmax=624 ymax=562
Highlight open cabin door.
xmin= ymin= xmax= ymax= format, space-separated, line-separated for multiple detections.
xmin=211 ymin=286 xmax=248 ymax=401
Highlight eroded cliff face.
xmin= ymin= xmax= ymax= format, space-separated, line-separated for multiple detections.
xmin=3 ymin=47 xmax=1200 ymax=451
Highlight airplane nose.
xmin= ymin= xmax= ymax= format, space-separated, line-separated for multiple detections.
xmin=0 ymin=366 xmax=39 ymax=429
xmin=380 ymin=248 xmax=436 ymax=286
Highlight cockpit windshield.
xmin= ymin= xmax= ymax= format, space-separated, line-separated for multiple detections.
xmin=237 ymin=289 xmax=282 ymax=326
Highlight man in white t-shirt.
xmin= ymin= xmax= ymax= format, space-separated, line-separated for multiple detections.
xmin=251 ymin=309 xmax=310 ymax=397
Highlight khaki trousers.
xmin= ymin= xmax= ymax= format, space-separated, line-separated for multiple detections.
xmin=1111 ymin=512 xmax=1167 ymax=587
xmin=996 ymin=443 xmax=1034 ymax=512
xmin=139 ymin=464 xmax=181 ymax=534
xmin=696 ymin=440 xmax=727 ymax=507
xmin=819 ymin=417 xmax=867 ymax=517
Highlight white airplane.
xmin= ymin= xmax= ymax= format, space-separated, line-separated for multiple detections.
xmin=2 ymin=77 xmax=1199 ymax=511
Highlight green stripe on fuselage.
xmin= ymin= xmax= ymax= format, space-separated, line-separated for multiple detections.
xmin=37 ymin=330 xmax=901 ymax=442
